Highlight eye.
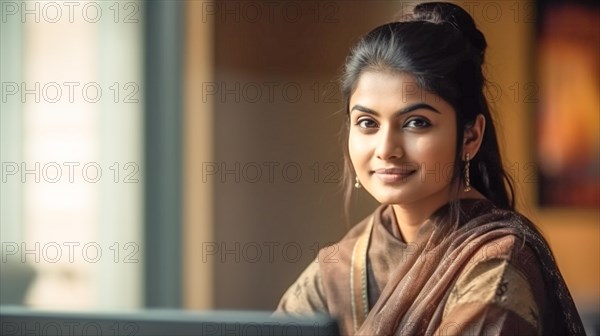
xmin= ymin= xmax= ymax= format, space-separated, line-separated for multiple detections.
xmin=404 ymin=117 xmax=431 ymax=129
xmin=355 ymin=118 xmax=378 ymax=129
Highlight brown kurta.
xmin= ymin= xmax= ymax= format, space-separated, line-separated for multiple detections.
xmin=276 ymin=199 xmax=585 ymax=335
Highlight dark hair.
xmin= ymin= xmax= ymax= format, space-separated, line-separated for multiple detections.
xmin=340 ymin=2 xmax=515 ymax=224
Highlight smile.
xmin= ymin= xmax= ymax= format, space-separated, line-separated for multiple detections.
xmin=371 ymin=168 xmax=417 ymax=183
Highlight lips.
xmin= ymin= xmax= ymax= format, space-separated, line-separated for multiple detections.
xmin=371 ymin=166 xmax=417 ymax=183
xmin=373 ymin=167 xmax=415 ymax=174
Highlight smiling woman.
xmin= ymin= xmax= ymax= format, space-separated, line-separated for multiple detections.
xmin=274 ymin=2 xmax=585 ymax=335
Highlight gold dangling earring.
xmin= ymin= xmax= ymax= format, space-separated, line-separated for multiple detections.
xmin=354 ymin=176 xmax=362 ymax=189
xmin=464 ymin=153 xmax=471 ymax=192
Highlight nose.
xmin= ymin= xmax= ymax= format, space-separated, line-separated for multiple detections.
xmin=375 ymin=125 xmax=403 ymax=160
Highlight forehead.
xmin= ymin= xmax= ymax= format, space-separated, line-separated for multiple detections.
xmin=350 ymin=71 xmax=451 ymax=110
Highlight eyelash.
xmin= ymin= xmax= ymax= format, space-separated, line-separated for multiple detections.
xmin=404 ymin=118 xmax=431 ymax=128
xmin=355 ymin=118 xmax=377 ymax=128
xmin=354 ymin=117 xmax=431 ymax=129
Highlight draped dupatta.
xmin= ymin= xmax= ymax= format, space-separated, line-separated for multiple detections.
xmin=318 ymin=199 xmax=585 ymax=335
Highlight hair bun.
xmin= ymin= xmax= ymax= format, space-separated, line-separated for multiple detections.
xmin=411 ymin=2 xmax=487 ymax=61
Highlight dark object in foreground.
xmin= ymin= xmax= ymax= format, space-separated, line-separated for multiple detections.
xmin=0 ymin=305 xmax=339 ymax=336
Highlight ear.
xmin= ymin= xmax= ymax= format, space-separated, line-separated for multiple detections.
xmin=462 ymin=114 xmax=485 ymax=160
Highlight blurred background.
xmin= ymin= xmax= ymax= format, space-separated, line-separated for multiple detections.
xmin=1 ymin=0 xmax=598 ymax=327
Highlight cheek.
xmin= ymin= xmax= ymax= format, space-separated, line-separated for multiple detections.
xmin=348 ymin=132 xmax=369 ymax=165
xmin=411 ymin=132 xmax=456 ymax=165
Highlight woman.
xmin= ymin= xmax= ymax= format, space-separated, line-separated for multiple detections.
xmin=275 ymin=2 xmax=585 ymax=335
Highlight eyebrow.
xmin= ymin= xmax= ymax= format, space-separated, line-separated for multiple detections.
xmin=350 ymin=103 xmax=441 ymax=116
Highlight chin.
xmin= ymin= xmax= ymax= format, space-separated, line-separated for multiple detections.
xmin=371 ymin=192 xmax=416 ymax=206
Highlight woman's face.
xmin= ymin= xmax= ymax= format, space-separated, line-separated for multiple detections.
xmin=348 ymin=71 xmax=459 ymax=207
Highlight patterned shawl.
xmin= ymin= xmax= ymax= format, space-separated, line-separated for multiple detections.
xmin=318 ymin=199 xmax=585 ymax=335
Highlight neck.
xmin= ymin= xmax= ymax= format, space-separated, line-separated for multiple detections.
xmin=391 ymin=187 xmax=486 ymax=243
xmin=391 ymin=201 xmax=440 ymax=244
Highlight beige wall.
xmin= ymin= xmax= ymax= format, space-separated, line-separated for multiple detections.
xmin=183 ymin=0 xmax=599 ymax=310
